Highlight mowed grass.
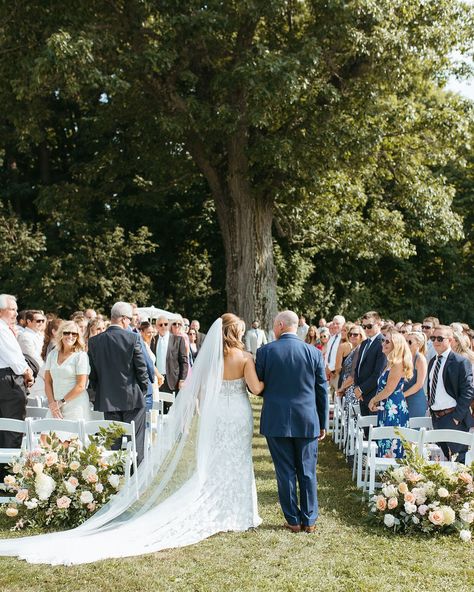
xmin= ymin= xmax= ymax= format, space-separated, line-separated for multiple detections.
xmin=0 ymin=397 xmax=473 ymax=592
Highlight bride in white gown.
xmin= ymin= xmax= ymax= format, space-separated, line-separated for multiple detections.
xmin=0 ymin=314 xmax=264 ymax=565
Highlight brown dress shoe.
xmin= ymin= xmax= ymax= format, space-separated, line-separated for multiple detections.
xmin=283 ymin=522 xmax=301 ymax=533
xmin=303 ymin=524 xmax=316 ymax=533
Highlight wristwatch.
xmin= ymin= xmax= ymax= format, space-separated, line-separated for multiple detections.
xmin=60 ymin=398 xmax=66 ymax=405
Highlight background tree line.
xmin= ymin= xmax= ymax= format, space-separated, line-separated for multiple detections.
xmin=0 ymin=1 xmax=473 ymax=328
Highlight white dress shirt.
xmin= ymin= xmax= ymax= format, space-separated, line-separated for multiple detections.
xmin=244 ymin=328 xmax=267 ymax=356
xmin=325 ymin=333 xmax=341 ymax=371
xmin=17 ymin=327 xmax=44 ymax=367
xmin=155 ymin=332 xmax=170 ymax=375
xmin=0 ymin=319 xmax=29 ymax=375
xmin=429 ymin=348 xmax=457 ymax=411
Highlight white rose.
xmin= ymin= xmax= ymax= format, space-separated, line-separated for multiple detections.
xmin=383 ymin=514 xmax=396 ymax=528
xmin=441 ymin=506 xmax=456 ymax=525
xmin=79 ymin=490 xmax=94 ymax=504
xmin=108 ymin=474 xmax=120 ymax=489
xmin=32 ymin=463 xmax=44 ymax=475
xmin=94 ymin=482 xmax=104 ymax=493
xmin=82 ymin=465 xmax=98 ymax=480
xmin=404 ymin=502 xmax=417 ymax=515
xmin=437 ymin=488 xmax=449 ymax=498
xmin=64 ymin=480 xmax=76 ymax=494
xmin=460 ymin=529 xmax=472 ymax=543
xmin=391 ymin=468 xmax=405 ymax=483
xmin=35 ymin=473 xmax=56 ymax=501
xmin=382 ymin=484 xmax=398 ymax=498
xmin=459 ymin=509 xmax=474 ymax=524
xmin=69 ymin=461 xmax=81 ymax=471
xmin=3 ymin=475 xmax=16 ymax=486
xmin=12 ymin=464 xmax=21 ymax=474
xmin=24 ymin=499 xmax=38 ymax=510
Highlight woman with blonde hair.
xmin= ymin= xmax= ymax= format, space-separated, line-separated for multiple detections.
xmin=335 ymin=322 xmax=354 ymax=388
xmin=44 ymin=320 xmax=91 ymax=422
xmin=403 ymin=332 xmax=428 ymax=418
xmin=369 ymin=330 xmax=413 ymax=457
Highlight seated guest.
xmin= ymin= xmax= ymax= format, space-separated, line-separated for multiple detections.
xmin=403 ymin=332 xmax=428 ymax=418
xmin=44 ymin=321 xmax=91 ymax=422
xmin=368 ymin=330 xmax=412 ymax=458
xmin=427 ymin=325 xmax=474 ymax=463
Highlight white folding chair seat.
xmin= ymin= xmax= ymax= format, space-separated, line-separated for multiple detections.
xmin=26 ymin=406 xmax=49 ymax=419
xmin=409 ymin=416 xmax=433 ymax=430
xmin=352 ymin=415 xmax=378 ymax=487
xmin=420 ymin=429 xmax=474 ymax=466
xmin=365 ymin=426 xmax=423 ymax=494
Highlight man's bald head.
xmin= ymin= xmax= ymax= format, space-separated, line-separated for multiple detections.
xmin=274 ymin=310 xmax=298 ymax=339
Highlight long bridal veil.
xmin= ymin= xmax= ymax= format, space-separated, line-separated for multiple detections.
xmin=0 ymin=318 xmax=225 ymax=564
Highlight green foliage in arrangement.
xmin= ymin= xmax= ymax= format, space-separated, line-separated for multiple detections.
xmin=0 ymin=1 xmax=473 ymax=325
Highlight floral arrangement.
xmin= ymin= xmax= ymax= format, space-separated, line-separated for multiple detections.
xmin=368 ymin=444 xmax=473 ymax=542
xmin=2 ymin=424 xmax=127 ymax=531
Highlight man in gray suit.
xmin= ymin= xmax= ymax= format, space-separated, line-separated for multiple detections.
xmin=88 ymin=302 xmax=149 ymax=464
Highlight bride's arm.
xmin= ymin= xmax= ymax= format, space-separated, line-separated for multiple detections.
xmin=243 ymin=353 xmax=264 ymax=395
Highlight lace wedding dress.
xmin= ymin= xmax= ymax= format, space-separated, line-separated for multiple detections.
xmin=0 ymin=320 xmax=261 ymax=565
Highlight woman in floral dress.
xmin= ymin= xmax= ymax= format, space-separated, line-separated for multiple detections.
xmin=368 ymin=330 xmax=413 ymax=458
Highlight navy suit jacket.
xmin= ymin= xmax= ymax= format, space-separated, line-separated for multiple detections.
xmin=88 ymin=326 xmax=149 ymax=412
xmin=256 ymin=333 xmax=328 ymax=438
xmin=427 ymin=350 xmax=474 ymax=425
xmin=354 ymin=333 xmax=386 ymax=403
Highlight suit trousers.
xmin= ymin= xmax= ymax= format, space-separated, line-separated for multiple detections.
xmin=104 ymin=406 xmax=146 ymax=466
xmin=431 ymin=411 xmax=470 ymax=464
xmin=0 ymin=369 xmax=27 ymax=479
xmin=266 ymin=436 xmax=319 ymax=526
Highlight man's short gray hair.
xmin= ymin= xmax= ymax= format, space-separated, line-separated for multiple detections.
xmin=275 ymin=310 xmax=299 ymax=328
xmin=0 ymin=294 xmax=16 ymax=310
xmin=110 ymin=301 xmax=133 ymax=320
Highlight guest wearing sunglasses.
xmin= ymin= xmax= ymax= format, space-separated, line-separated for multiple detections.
xmin=337 ymin=325 xmax=366 ymax=433
xmin=353 ymin=311 xmax=387 ymax=417
xmin=17 ymin=310 xmax=46 ymax=367
xmin=44 ymin=321 xmax=91 ymax=422
xmin=402 ymin=332 xmax=428 ymax=418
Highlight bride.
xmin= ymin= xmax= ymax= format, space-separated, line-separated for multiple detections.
xmin=0 ymin=313 xmax=264 ymax=565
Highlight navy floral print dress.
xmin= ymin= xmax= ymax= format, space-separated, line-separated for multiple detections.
xmin=376 ymin=369 xmax=409 ymax=458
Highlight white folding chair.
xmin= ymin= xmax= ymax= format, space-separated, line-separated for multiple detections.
xmin=344 ymin=403 xmax=361 ymax=458
xmin=27 ymin=418 xmax=84 ymax=449
xmin=420 ymin=429 xmax=474 ymax=466
xmin=352 ymin=415 xmax=378 ymax=487
xmin=0 ymin=418 xmax=30 ymax=502
xmin=26 ymin=395 xmax=42 ymax=408
xmin=332 ymin=397 xmax=344 ymax=447
xmin=365 ymin=426 xmax=423 ymax=494
xmin=409 ymin=416 xmax=433 ymax=430
xmin=89 ymin=410 xmax=105 ymax=420
xmin=26 ymin=406 xmax=49 ymax=419
xmin=83 ymin=420 xmax=138 ymax=497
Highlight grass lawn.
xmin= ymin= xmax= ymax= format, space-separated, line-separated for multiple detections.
xmin=0 ymin=397 xmax=472 ymax=592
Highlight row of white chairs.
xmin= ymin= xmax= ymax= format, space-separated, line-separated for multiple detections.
xmin=0 ymin=417 xmax=138 ymax=501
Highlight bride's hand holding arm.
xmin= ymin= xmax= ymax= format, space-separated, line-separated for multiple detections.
xmin=243 ymin=353 xmax=264 ymax=395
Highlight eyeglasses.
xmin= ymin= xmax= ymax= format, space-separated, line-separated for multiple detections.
xmin=407 ymin=340 xmax=414 ymax=345
xmin=399 ymin=330 xmax=407 ymax=334
xmin=383 ymin=339 xmax=392 ymax=345
xmin=122 ymin=316 xmax=132 ymax=321
xmin=430 ymin=336 xmax=449 ymax=342
xmin=362 ymin=323 xmax=374 ymax=330
xmin=63 ymin=331 xmax=78 ymax=337
xmin=34 ymin=319 xmax=46 ymax=324
xmin=421 ymin=325 xmax=433 ymax=330
xmin=184 ymin=323 xmax=189 ymax=327
xmin=172 ymin=322 xmax=182 ymax=327
xmin=348 ymin=333 xmax=360 ymax=338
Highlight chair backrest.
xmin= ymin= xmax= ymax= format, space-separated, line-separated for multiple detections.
xmin=26 ymin=395 xmax=42 ymax=408
xmin=159 ymin=392 xmax=175 ymax=404
xmin=409 ymin=416 xmax=433 ymax=430
xmin=89 ymin=410 xmax=105 ymax=420
xmin=83 ymin=419 xmax=133 ymax=437
xmin=26 ymin=406 xmax=49 ymax=419
xmin=421 ymin=429 xmax=474 ymax=448
xmin=27 ymin=418 xmax=84 ymax=438
xmin=0 ymin=418 xmax=28 ymax=434
xmin=368 ymin=425 xmax=423 ymax=454
xmin=351 ymin=403 xmax=361 ymax=417
xmin=356 ymin=415 xmax=378 ymax=430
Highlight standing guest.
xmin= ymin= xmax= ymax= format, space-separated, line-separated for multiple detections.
xmin=337 ymin=325 xmax=366 ymax=427
xmin=412 ymin=323 xmax=422 ymax=332
xmin=354 ymin=311 xmax=387 ymax=417
xmin=468 ymin=330 xmax=474 ymax=352
xmin=399 ymin=322 xmax=412 ymax=336
xmin=368 ymin=330 xmax=412 ymax=457
xmin=256 ymin=310 xmax=328 ymax=533
xmin=245 ymin=320 xmax=268 ymax=358
xmin=44 ymin=321 xmax=91 ymax=422
xmin=139 ymin=321 xmax=164 ymax=410
xmin=84 ymin=309 xmax=97 ymax=321
xmin=335 ymin=322 xmax=354 ymax=388
xmin=182 ymin=318 xmax=190 ymax=334
xmin=152 ymin=316 xmax=189 ymax=399
xmin=422 ymin=316 xmax=439 ymax=362
xmin=403 ymin=332 xmax=428 ymax=418
xmin=130 ymin=304 xmax=140 ymax=332
xmin=427 ymin=325 xmax=474 ymax=463
xmin=16 ymin=310 xmax=28 ymax=334
xmin=318 ymin=318 xmax=327 ymax=328
xmin=190 ymin=319 xmax=206 ymax=351
xmin=325 ymin=315 xmax=345 ymax=387
xmin=188 ymin=328 xmax=199 ymax=365
xmin=450 ymin=322 xmax=464 ymax=336
xmin=41 ymin=317 xmax=62 ymax=360
xmin=317 ymin=327 xmax=330 ymax=353
xmin=0 ymin=295 xmax=33 ymax=475
xmin=296 ymin=315 xmax=309 ymax=340
xmin=84 ymin=317 xmax=106 ymax=348
xmin=17 ymin=310 xmax=46 ymax=367
xmin=71 ymin=313 xmax=88 ymax=338
xmin=88 ymin=302 xmax=149 ymax=465
xmin=452 ymin=332 xmax=474 ymax=373
xmin=305 ymin=326 xmax=319 ymax=347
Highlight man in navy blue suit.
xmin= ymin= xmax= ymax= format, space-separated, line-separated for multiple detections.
xmin=256 ymin=310 xmax=328 ymax=533
xmin=427 ymin=325 xmax=474 ymax=463
xmin=353 ymin=311 xmax=387 ymax=416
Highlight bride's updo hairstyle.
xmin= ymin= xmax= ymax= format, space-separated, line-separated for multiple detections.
xmin=221 ymin=313 xmax=244 ymax=356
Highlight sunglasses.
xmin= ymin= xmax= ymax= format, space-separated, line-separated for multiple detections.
xmin=348 ymin=332 xmax=361 ymax=337
xmin=63 ymin=331 xmax=78 ymax=337
xmin=172 ymin=322 xmax=182 ymax=327
xmin=158 ymin=323 xmax=169 ymax=327
xmin=407 ymin=339 xmax=414 ymax=345
xmin=362 ymin=323 xmax=374 ymax=330
xmin=383 ymin=338 xmax=392 ymax=345
xmin=34 ymin=319 xmax=46 ymax=324
xmin=122 ymin=316 xmax=132 ymax=321
xmin=399 ymin=330 xmax=407 ymax=334
xmin=430 ymin=335 xmax=449 ymax=342
xmin=421 ymin=325 xmax=433 ymax=330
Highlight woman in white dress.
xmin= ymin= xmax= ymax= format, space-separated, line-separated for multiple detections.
xmin=44 ymin=320 xmax=91 ymax=422
xmin=0 ymin=313 xmax=263 ymax=564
